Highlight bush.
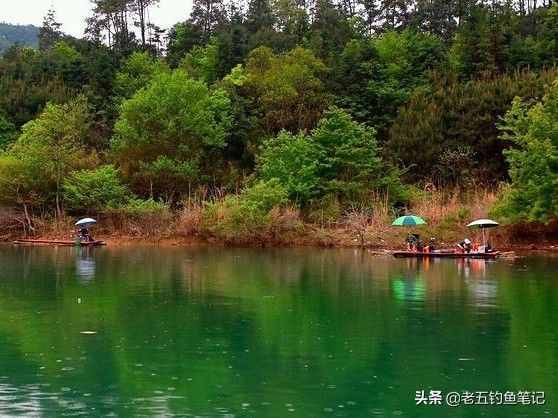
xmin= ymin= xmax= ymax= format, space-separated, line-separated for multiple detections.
xmin=257 ymin=107 xmax=407 ymax=205
xmin=257 ymin=132 xmax=322 ymax=202
xmin=201 ymin=179 xmax=300 ymax=243
xmin=63 ymin=165 xmax=130 ymax=211
xmin=105 ymin=198 xmax=173 ymax=237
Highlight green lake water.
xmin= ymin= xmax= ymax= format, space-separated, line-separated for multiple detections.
xmin=0 ymin=246 xmax=556 ymax=417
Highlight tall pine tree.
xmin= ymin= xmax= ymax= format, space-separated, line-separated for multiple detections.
xmin=39 ymin=8 xmax=63 ymax=50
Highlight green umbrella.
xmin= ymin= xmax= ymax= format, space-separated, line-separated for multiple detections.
xmin=392 ymin=215 xmax=427 ymax=227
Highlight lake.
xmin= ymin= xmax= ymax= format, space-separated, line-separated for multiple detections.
xmin=0 ymin=246 xmax=556 ymax=417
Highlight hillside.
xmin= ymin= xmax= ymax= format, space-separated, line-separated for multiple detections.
xmin=0 ymin=22 xmax=39 ymax=54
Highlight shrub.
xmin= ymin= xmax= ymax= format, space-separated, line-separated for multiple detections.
xmin=105 ymin=198 xmax=173 ymax=237
xmin=201 ymin=179 xmax=299 ymax=243
xmin=257 ymin=132 xmax=322 ymax=203
xmin=63 ymin=165 xmax=130 ymax=211
xmin=257 ymin=107 xmax=407 ymax=205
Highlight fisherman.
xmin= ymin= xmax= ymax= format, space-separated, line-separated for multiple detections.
xmin=425 ymin=237 xmax=436 ymax=253
xmin=457 ymin=238 xmax=472 ymax=253
xmin=416 ymin=236 xmax=425 ymax=252
xmin=406 ymin=233 xmax=420 ymax=252
xmin=79 ymin=227 xmax=93 ymax=243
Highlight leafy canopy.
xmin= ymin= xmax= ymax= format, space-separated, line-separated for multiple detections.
xmin=257 ymin=107 xmax=401 ymax=203
xmin=494 ymin=80 xmax=558 ymax=223
xmin=111 ymin=69 xmax=232 ymax=198
xmin=242 ymin=46 xmax=330 ymax=135
xmin=63 ymin=165 xmax=131 ymax=211
xmin=0 ymin=97 xmax=95 ymax=209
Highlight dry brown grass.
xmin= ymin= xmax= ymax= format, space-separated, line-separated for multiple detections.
xmin=1 ymin=186 xmax=535 ymax=249
xmin=176 ymin=201 xmax=204 ymax=237
xmin=337 ymin=187 xmax=501 ymax=248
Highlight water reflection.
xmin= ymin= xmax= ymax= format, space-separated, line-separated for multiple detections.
xmin=75 ymin=248 xmax=96 ymax=283
xmin=0 ymin=247 xmax=556 ymax=417
xmin=391 ymin=276 xmax=426 ymax=302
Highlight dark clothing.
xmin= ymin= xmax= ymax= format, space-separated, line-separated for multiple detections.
xmin=79 ymin=228 xmax=93 ymax=242
xmin=458 ymin=240 xmax=472 ymax=253
xmin=406 ymin=234 xmax=420 ymax=251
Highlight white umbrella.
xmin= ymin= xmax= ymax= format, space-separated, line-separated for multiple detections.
xmin=467 ymin=219 xmax=499 ymax=246
xmin=75 ymin=218 xmax=97 ymax=227
xmin=467 ymin=219 xmax=499 ymax=228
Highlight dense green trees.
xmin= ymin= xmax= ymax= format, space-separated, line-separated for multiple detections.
xmin=241 ymin=46 xmax=329 ymax=136
xmin=63 ymin=165 xmax=131 ymax=211
xmin=495 ymin=81 xmax=558 ymax=223
xmin=257 ymin=108 xmax=402 ymax=203
xmin=0 ymin=98 xmax=96 ymax=224
xmin=111 ymin=70 xmax=232 ymax=199
xmin=387 ymin=69 xmax=558 ymax=184
xmin=0 ymin=114 xmax=16 ymax=150
xmin=0 ymin=0 xmax=558 ymax=226
xmin=332 ymin=30 xmax=444 ymax=137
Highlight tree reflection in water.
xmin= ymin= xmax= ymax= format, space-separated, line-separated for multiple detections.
xmin=0 ymin=247 xmax=555 ymax=417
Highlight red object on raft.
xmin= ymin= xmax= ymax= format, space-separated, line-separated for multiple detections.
xmin=393 ymin=251 xmax=500 ymax=259
xmin=13 ymin=239 xmax=106 ymax=247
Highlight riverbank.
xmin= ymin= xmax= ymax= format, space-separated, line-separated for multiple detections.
xmin=3 ymin=221 xmax=558 ymax=252
xmin=2 ymin=188 xmax=557 ymax=251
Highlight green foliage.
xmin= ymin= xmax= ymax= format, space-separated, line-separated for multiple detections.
xmin=114 ymin=51 xmax=168 ymax=101
xmin=166 ymin=22 xmax=205 ymax=67
xmin=0 ymin=97 xmax=95 ymax=211
xmin=0 ymin=46 xmax=76 ymax=126
xmin=242 ymin=46 xmax=330 ymax=135
xmin=63 ymin=165 xmax=130 ymax=211
xmin=1 ymin=0 xmax=558 ymax=223
xmin=0 ymin=97 xmax=96 ymax=214
xmin=202 ymin=179 xmax=292 ymax=242
xmin=238 ymin=178 xmax=290 ymax=212
xmin=332 ymin=30 xmax=444 ymax=136
xmin=388 ymin=69 xmax=558 ymax=184
xmin=257 ymin=107 xmax=404 ymax=204
xmin=450 ymin=4 xmax=558 ymax=77
xmin=111 ymin=69 xmax=232 ymax=198
xmin=181 ymin=38 xmax=220 ymax=84
xmin=0 ymin=151 xmax=49 ymax=209
xmin=494 ymin=82 xmax=558 ymax=223
xmin=312 ymin=107 xmax=382 ymax=197
xmin=257 ymin=131 xmax=321 ymax=202
xmin=116 ymin=198 xmax=171 ymax=216
xmin=0 ymin=113 xmax=16 ymax=149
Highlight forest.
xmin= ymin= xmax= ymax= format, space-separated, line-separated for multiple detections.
xmin=0 ymin=0 xmax=557 ymax=244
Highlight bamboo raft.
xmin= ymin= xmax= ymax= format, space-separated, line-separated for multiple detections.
xmin=393 ymin=251 xmax=500 ymax=259
xmin=13 ymin=239 xmax=106 ymax=247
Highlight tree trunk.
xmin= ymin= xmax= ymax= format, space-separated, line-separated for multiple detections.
xmin=23 ymin=203 xmax=34 ymax=236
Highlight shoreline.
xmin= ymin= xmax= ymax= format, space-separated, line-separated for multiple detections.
xmin=3 ymin=234 xmax=558 ymax=254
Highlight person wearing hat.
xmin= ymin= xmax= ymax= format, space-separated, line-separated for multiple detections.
xmin=457 ymin=238 xmax=472 ymax=253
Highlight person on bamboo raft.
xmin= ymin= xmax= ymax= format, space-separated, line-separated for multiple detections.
xmin=457 ymin=238 xmax=473 ymax=253
xmin=78 ymin=227 xmax=94 ymax=243
xmin=406 ymin=234 xmax=424 ymax=252
xmin=425 ymin=238 xmax=436 ymax=252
